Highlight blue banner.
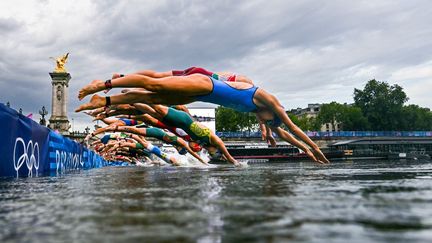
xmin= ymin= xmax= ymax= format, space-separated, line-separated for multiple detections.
xmin=216 ymin=131 xmax=432 ymax=138
xmin=0 ymin=103 xmax=110 ymax=177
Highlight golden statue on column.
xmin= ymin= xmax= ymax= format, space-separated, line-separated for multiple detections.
xmin=50 ymin=52 xmax=69 ymax=73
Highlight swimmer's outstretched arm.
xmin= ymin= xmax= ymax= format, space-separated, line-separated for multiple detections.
xmin=258 ymin=118 xmax=277 ymax=147
xmin=84 ymin=107 xmax=106 ymax=117
xmin=95 ymin=109 xmax=142 ymax=120
xmin=124 ymin=134 xmax=179 ymax=166
xmin=93 ymin=117 xmax=118 ymax=125
xmin=132 ymin=103 xmax=163 ymax=119
xmin=272 ymin=127 xmax=324 ymax=164
xmin=115 ymin=114 xmax=145 ymax=123
xmin=106 ymin=125 xmax=145 ymax=136
xmin=91 ymin=122 xmax=122 ymax=137
xmin=265 ymin=126 xmax=277 ymax=147
xmin=209 ymin=134 xmax=240 ymax=167
xmin=85 ymin=125 xmax=114 ymax=141
xmin=259 ymin=118 xmax=267 ymax=141
xmin=176 ymin=137 xmax=208 ymax=165
xmin=91 ymin=140 xmax=102 ymax=146
xmin=256 ymin=91 xmax=330 ymax=163
xmin=117 ymin=141 xmax=138 ymax=149
xmin=272 ymin=109 xmax=329 ymax=164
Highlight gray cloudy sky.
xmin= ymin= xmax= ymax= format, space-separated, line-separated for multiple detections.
xmin=1 ymin=0 xmax=431 ymax=131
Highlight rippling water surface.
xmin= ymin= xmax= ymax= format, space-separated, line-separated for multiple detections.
xmin=1 ymin=160 xmax=432 ymax=242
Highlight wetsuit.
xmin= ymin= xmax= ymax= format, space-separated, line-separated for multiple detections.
xmin=162 ymin=107 xmax=212 ymax=145
xmin=172 ymin=67 xmax=236 ymax=81
xmin=195 ymin=77 xmax=259 ymax=112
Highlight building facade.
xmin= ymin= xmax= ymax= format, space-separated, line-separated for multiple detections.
xmin=290 ymin=103 xmax=341 ymax=132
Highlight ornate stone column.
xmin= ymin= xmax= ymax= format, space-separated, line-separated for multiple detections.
xmin=49 ymin=72 xmax=71 ymax=135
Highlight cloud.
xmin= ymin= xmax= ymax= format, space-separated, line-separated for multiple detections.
xmin=0 ymin=0 xmax=431 ymax=131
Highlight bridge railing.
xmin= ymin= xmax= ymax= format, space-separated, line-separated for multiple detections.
xmin=216 ymin=131 xmax=432 ymax=138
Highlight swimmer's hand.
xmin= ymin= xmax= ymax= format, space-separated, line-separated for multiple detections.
xmin=171 ymin=157 xmax=181 ymax=166
xmin=267 ymin=135 xmax=277 ymax=147
xmin=312 ymin=148 xmax=331 ymax=164
xmin=199 ymin=158 xmax=210 ymax=166
xmin=234 ymin=161 xmax=249 ymax=168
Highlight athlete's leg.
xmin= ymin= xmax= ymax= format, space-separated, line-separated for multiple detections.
xmin=132 ymin=103 xmax=165 ymax=120
xmin=96 ymin=117 xmax=120 ymax=125
xmin=108 ymin=126 xmax=147 ymax=137
xmin=264 ymin=125 xmax=277 ymax=147
xmin=78 ymin=74 xmax=212 ymax=100
xmin=215 ymin=72 xmax=254 ymax=84
xmin=112 ymin=70 xmax=173 ymax=79
xmin=235 ymin=75 xmax=254 ymax=84
xmin=75 ymin=90 xmax=197 ymax=112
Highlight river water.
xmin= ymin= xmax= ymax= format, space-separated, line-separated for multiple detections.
xmin=1 ymin=159 xmax=432 ymax=243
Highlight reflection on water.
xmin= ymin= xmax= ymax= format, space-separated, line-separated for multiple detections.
xmin=1 ymin=160 xmax=432 ymax=242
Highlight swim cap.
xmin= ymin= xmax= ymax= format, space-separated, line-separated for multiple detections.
xmin=265 ymin=115 xmax=282 ymax=127
xmin=208 ymin=149 xmax=222 ymax=160
xmin=100 ymin=135 xmax=110 ymax=144
xmin=189 ymin=142 xmax=202 ymax=152
xmin=178 ymin=147 xmax=187 ymax=155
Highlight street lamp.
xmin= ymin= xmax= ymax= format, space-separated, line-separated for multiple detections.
xmin=39 ymin=106 xmax=48 ymax=126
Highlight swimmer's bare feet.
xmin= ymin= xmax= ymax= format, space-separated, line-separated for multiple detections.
xmin=78 ymin=80 xmax=105 ymax=100
xmin=83 ymin=111 xmax=94 ymax=117
xmin=75 ymin=94 xmax=106 ymax=112
xmin=112 ymin=73 xmax=122 ymax=80
xmin=93 ymin=112 xmax=107 ymax=121
xmin=312 ymin=148 xmax=330 ymax=164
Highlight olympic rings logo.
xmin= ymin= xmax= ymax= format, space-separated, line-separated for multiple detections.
xmin=13 ymin=137 xmax=40 ymax=175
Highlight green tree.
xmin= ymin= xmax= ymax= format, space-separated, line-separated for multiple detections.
xmin=341 ymin=105 xmax=370 ymax=130
xmin=316 ymin=102 xmax=345 ymax=130
xmin=401 ymin=105 xmax=432 ymax=130
xmin=288 ymin=113 xmax=319 ymax=131
xmin=354 ymin=79 xmax=408 ymax=130
xmin=215 ymin=107 xmax=239 ymax=132
xmin=316 ymin=102 xmax=369 ymax=131
xmin=215 ymin=106 xmax=259 ymax=132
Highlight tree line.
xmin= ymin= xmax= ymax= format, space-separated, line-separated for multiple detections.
xmin=216 ymin=79 xmax=432 ymax=132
